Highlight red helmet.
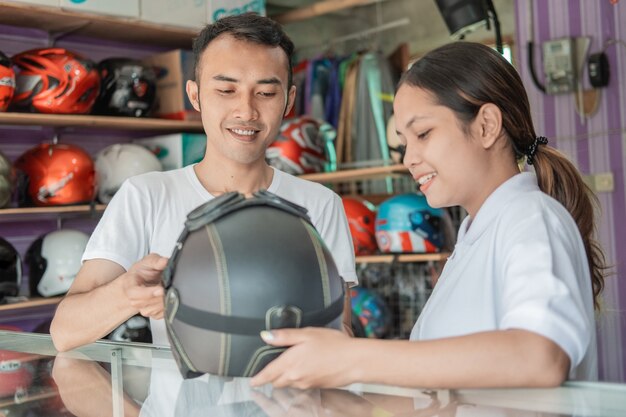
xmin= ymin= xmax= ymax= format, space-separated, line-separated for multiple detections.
xmin=14 ymin=143 xmax=96 ymax=207
xmin=11 ymin=48 xmax=100 ymax=114
xmin=266 ymin=116 xmax=336 ymax=175
xmin=0 ymin=51 xmax=15 ymax=112
xmin=342 ymin=197 xmax=377 ymax=256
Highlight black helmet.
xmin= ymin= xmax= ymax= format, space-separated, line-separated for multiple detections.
xmin=163 ymin=190 xmax=345 ymax=378
xmin=107 ymin=315 xmax=152 ymax=343
xmin=94 ymin=58 xmax=156 ymax=117
xmin=0 ymin=237 xmax=21 ymax=301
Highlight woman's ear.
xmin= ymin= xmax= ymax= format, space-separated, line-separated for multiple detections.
xmin=474 ymin=103 xmax=503 ymax=150
xmin=186 ymin=80 xmax=201 ymax=112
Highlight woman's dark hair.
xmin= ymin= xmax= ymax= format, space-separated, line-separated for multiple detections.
xmin=192 ymin=12 xmax=294 ymax=87
xmin=400 ymin=42 xmax=607 ymax=309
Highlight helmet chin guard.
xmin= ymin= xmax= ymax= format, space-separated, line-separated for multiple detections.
xmin=163 ymin=190 xmax=345 ymax=378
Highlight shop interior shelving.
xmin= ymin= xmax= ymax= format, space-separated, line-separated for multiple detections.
xmin=0 ymin=296 xmax=63 ymax=311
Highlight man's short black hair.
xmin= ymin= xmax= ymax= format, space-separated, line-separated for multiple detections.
xmin=192 ymin=12 xmax=294 ymax=88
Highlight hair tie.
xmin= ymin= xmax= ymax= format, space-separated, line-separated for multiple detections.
xmin=526 ymin=136 xmax=548 ymax=165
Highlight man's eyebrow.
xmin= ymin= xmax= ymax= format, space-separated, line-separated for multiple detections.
xmin=212 ymin=75 xmax=282 ymax=86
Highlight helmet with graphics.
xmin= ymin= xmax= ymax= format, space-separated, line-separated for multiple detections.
xmin=266 ymin=116 xmax=336 ymax=175
xmin=375 ymin=193 xmax=445 ymax=253
xmin=11 ymin=48 xmax=100 ymax=114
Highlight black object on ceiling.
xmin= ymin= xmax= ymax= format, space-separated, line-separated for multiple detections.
xmin=434 ymin=0 xmax=503 ymax=54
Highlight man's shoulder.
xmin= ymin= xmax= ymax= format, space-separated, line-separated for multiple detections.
xmin=126 ymin=166 xmax=190 ymax=190
xmin=273 ymin=168 xmax=337 ymax=198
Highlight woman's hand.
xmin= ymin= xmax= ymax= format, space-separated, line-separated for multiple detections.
xmin=250 ymin=327 xmax=357 ymax=389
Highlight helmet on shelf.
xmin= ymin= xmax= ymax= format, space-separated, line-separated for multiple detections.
xmin=0 ymin=237 xmax=21 ymax=301
xmin=350 ymin=286 xmax=391 ymax=338
xmin=26 ymin=229 xmax=89 ymax=297
xmin=11 ymin=48 xmax=100 ymax=114
xmin=341 ymin=197 xmax=377 ymax=256
xmin=375 ymin=193 xmax=445 ymax=253
xmin=0 ymin=50 xmax=15 ymax=112
xmin=95 ymin=143 xmax=162 ymax=203
xmin=107 ymin=315 xmax=152 ymax=343
xmin=0 ymin=326 xmax=35 ymax=399
xmin=94 ymin=58 xmax=157 ymax=118
xmin=14 ymin=142 xmax=96 ymax=207
xmin=266 ymin=116 xmax=336 ymax=175
xmin=163 ymin=190 xmax=345 ymax=378
xmin=0 ymin=150 xmax=13 ymax=208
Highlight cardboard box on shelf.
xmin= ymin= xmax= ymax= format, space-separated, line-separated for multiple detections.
xmin=60 ymin=0 xmax=139 ymax=18
xmin=142 ymin=49 xmax=200 ymax=121
xmin=134 ymin=134 xmax=207 ymax=171
xmin=140 ymin=0 xmax=206 ymax=30
xmin=207 ymin=0 xmax=265 ymax=24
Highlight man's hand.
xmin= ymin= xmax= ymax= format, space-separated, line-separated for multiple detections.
xmin=123 ymin=254 xmax=168 ymax=320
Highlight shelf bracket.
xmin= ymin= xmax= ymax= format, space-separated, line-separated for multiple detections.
xmin=47 ymin=21 xmax=91 ymax=46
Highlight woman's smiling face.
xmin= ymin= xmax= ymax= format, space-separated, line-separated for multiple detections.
xmin=393 ymin=84 xmax=489 ymax=214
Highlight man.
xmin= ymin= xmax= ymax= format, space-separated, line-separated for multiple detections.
xmin=50 ymin=13 xmax=357 ymax=351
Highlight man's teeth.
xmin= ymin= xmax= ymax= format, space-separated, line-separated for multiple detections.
xmin=232 ymin=128 xmax=256 ymax=136
xmin=418 ymin=173 xmax=437 ymax=185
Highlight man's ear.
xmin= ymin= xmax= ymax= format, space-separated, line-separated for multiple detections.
xmin=473 ymin=103 xmax=503 ymax=150
xmin=186 ymin=80 xmax=201 ymax=112
xmin=284 ymin=85 xmax=296 ymax=117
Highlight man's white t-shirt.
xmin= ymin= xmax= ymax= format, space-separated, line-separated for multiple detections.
xmin=83 ymin=165 xmax=357 ymax=346
xmin=410 ymin=172 xmax=598 ymax=381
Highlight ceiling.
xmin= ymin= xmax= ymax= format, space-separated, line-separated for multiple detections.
xmin=266 ymin=0 xmax=516 ymax=60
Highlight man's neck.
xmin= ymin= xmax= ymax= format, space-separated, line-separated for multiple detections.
xmin=193 ymin=158 xmax=274 ymax=197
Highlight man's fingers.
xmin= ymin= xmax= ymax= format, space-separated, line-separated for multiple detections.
xmin=250 ymin=360 xmax=282 ymax=387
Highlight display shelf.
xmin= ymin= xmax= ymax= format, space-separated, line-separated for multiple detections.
xmin=273 ymin=0 xmax=376 ymax=24
xmin=300 ymin=164 xmax=408 ymax=183
xmin=0 ymin=204 xmax=106 ymax=217
xmin=0 ymin=297 xmax=62 ymax=312
xmin=355 ymin=253 xmax=449 ymax=264
xmin=0 ymin=1 xmax=196 ymax=48
xmin=0 ymin=113 xmax=204 ymax=132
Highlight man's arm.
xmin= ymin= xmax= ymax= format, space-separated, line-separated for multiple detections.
xmin=50 ymin=254 xmax=167 ymax=352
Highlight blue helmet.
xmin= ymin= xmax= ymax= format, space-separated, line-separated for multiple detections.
xmin=375 ymin=193 xmax=444 ymax=253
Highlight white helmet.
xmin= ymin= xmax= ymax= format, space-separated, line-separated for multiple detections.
xmin=95 ymin=143 xmax=162 ymax=203
xmin=26 ymin=229 xmax=89 ymax=297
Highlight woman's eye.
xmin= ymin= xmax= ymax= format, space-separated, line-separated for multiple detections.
xmin=417 ymin=129 xmax=431 ymax=140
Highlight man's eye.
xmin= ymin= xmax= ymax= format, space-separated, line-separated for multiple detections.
xmin=217 ymin=89 xmax=234 ymax=94
xmin=258 ymin=92 xmax=277 ymax=97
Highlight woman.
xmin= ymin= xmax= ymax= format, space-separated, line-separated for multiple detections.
xmin=250 ymin=42 xmax=606 ymax=390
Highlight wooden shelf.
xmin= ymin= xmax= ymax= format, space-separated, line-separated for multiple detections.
xmin=273 ymin=0 xmax=377 ymax=24
xmin=0 ymin=112 xmax=204 ymax=132
xmin=0 ymin=1 xmax=197 ymax=48
xmin=0 ymin=297 xmax=62 ymax=312
xmin=355 ymin=253 xmax=449 ymax=264
xmin=0 ymin=204 xmax=106 ymax=216
xmin=300 ymin=164 xmax=408 ymax=183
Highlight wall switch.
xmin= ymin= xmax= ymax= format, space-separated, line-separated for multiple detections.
xmin=584 ymin=172 xmax=614 ymax=193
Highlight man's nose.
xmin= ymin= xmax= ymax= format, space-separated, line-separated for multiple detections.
xmin=234 ymin=93 xmax=259 ymax=120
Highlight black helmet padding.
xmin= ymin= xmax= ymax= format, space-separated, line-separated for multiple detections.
xmin=163 ymin=190 xmax=344 ymax=378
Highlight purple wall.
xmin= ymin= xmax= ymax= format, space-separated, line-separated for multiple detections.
xmin=514 ymin=0 xmax=626 ymax=382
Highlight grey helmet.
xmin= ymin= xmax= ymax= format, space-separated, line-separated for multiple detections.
xmin=163 ymin=190 xmax=345 ymax=378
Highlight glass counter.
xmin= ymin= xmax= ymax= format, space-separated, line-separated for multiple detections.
xmin=1 ymin=330 xmax=625 ymax=416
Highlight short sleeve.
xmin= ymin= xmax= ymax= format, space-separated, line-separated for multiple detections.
xmin=498 ymin=208 xmax=592 ymax=371
xmin=82 ymin=178 xmax=152 ymax=271
xmin=313 ymin=193 xmax=358 ymax=285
